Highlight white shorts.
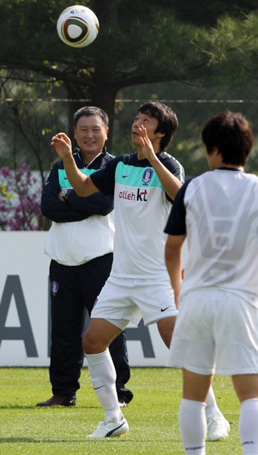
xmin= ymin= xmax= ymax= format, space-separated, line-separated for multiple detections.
xmin=168 ymin=289 xmax=258 ymax=375
xmin=91 ymin=275 xmax=178 ymax=330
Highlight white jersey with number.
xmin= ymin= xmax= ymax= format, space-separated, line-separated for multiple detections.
xmin=165 ymin=168 xmax=258 ymax=304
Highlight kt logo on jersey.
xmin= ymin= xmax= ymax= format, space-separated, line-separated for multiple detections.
xmin=119 ymin=168 xmax=154 ymax=202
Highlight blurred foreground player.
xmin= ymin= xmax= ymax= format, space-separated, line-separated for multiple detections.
xmin=165 ymin=111 xmax=257 ymax=454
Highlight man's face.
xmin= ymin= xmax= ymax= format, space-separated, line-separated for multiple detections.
xmin=74 ymin=115 xmax=109 ymax=155
xmin=131 ymin=112 xmax=161 ymax=148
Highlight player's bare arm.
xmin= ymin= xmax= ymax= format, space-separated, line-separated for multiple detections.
xmin=138 ymin=126 xmax=182 ymax=200
xmin=165 ymin=234 xmax=185 ymax=309
xmin=51 ymin=132 xmax=98 ymax=197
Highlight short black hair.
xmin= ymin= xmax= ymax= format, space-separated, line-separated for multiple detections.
xmin=73 ymin=106 xmax=109 ymax=128
xmin=202 ymin=111 xmax=253 ymax=166
xmin=138 ymin=101 xmax=179 ymax=151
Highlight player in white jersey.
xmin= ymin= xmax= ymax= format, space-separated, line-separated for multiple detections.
xmin=51 ymin=102 xmax=227 ymax=440
xmin=165 ymin=111 xmax=258 ymax=455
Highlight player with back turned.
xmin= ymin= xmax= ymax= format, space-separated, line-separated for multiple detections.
xmin=165 ymin=111 xmax=258 ymax=454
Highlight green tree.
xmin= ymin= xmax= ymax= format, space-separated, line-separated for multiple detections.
xmin=116 ymin=77 xmax=258 ymax=177
xmin=0 ymin=0 xmax=257 ymax=147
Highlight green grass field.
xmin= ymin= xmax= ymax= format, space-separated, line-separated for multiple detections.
xmin=0 ymin=367 xmax=242 ymax=454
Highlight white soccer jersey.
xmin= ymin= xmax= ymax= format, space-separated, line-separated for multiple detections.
xmin=165 ymin=168 xmax=258 ymax=304
xmin=91 ymin=152 xmax=185 ymax=279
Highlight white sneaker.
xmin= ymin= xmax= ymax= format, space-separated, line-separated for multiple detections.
xmin=207 ymin=415 xmax=230 ymax=441
xmin=87 ymin=416 xmax=129 ymax=438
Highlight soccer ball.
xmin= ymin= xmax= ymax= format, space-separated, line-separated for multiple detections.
xmin=57 ymin=5 xmax=99 ymax=48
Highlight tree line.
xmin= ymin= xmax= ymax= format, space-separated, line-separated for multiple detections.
xmin=0 ymin=0 xmax=257 ymax=203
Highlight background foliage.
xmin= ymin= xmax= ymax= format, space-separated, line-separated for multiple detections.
xmin=0 ymin=164 xmax=43 ymax=230
xmin=0 ymin=0 xmax=257 ymax=229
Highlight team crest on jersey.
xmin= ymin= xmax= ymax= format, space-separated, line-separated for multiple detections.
xmin=142 ymin=168 xmax=154 ymax=185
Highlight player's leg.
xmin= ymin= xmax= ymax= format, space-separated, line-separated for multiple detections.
xmin=157 ymin=315 xmax=229 ymax=441
xmin=81 ymin=253 xmax=133 ymax=407
xmin=84 ymin=277 xmax=142 ymax=438
xmin=182 ymin=369 xmax=230 ymax=443
xmin=109 ymin=331 xmax=133 ymax=406
xmin=166 ymin=289 xmax=230 ymax=442
xmin=83 ymin=317 xmax=122 ymax=353
xmin=179 ymin=368 xmax=212 ymax=455
xmin=83 ymin=317 xmax=129 ymax=437
xmin=232 ymin=374 xmax=258 ymax=454
xmin=139 ymin=278 xmax=178 ymax=348
xmin=157 ymin=315 xmax=176 ymax=348
xmin=205 ymin=384 xmax=230 ymax=441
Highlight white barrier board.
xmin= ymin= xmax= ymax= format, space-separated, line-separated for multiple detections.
xmin=0 ymin=232 xmax=169 ymax=367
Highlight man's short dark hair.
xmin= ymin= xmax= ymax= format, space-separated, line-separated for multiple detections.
xmin=202 ymin=111 xmax=253 ymax=166
xmin=73 ymin=106 xmax=109 ymax=127
xmin=138 ymin=101 xmax=179 ymax=151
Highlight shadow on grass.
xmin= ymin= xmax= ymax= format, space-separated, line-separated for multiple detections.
xmin=0 ymin=437 xmax=132 ymax=444
xmin=0 ymin=438 xmax=55 ymax=443
xmin=0 ymin=405 xmax=99 ymax=410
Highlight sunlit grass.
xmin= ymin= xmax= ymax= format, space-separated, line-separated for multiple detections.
xmin=0 ymin=368 xmax=241 ymax=454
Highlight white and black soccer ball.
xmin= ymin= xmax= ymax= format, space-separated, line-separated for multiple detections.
xmin=57 ymin=5 xmax=99 ymax=48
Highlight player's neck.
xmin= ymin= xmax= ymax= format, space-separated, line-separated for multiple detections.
xmin=137 ymin=146 xmax=160 ymax=160
xmin=217 ymin=164 xmax=244 ymax=171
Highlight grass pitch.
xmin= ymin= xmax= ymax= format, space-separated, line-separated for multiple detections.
xmin=0 ymin=367 xmax=242 ymax=454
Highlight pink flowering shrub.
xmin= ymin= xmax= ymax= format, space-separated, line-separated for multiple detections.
xmin=0 ymin=164 xmax=42 ymax=230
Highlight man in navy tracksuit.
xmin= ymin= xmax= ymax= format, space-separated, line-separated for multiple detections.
xmin=37 ymin=106 xmax=133 ymax=407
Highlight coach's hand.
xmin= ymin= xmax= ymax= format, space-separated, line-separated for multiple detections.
xmin=51 ymin=133 xmax=73 ymax=160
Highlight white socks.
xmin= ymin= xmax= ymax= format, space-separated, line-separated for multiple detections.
xmin=239 ymin=398 xmax=258 ymax=455
xmin=179 ymin=399 xmax=206 ymax=455
xmin=86 ymin=349 xmax=122 ymax=422
xmin=179 ymin=396 xmax=258 ymax=454
xmin=205 ymin=385 xmax=223 ymax=419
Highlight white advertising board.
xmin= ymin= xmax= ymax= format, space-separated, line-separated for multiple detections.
xmin=0 ymin=232 xmax=169 ymax=367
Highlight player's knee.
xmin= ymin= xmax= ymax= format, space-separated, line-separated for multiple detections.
xmin=83 ymin=331 xmax=95 ymax=353
xmin=82 ymin=331 xmax=105 ymax=354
